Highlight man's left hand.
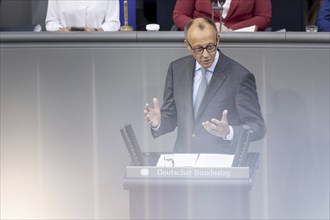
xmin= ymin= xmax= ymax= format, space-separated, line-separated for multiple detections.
xmin=202 ymin=110 xmax=230 ymax=138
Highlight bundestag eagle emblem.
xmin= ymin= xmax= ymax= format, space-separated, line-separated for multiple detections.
xmin=140 ymin=168 xmax=149 ymax=176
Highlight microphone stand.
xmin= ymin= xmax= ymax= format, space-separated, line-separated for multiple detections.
xmin=211 ymin=0 xmax=226 ymax=32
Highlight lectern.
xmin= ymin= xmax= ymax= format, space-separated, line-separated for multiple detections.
xmin=121 ymin=124 xmax=259 ymax=219
xmin=123 ymin=152 xmax=259 ymax=220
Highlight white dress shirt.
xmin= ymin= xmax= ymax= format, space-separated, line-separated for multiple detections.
xmin=46 ymin=0 xmax=120 ymax=31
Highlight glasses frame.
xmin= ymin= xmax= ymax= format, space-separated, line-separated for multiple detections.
xmin=186 ymin=39 xmax=218 ymax=55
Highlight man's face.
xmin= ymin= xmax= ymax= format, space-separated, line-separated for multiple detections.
xmin=185 ymin=24 xmax=218 ymax=69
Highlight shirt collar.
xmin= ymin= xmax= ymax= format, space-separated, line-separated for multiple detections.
xmin=195 ymin=50 xmax=220 ymax=73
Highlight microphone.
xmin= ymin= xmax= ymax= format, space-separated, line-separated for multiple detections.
xmin=210 ymin=0 xmax=226 ymax=32
xmin=218 ymin=0 xmax=226 ymax=32
xmin=211 ymin=0 xmax=217 ymax=22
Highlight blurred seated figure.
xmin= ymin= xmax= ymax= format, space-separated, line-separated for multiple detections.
xmin=136 ymin=0 xmax=157 ymax=30
xmin=45 ymin=0 xmax=120 ymax=32
xmin=173 ymin=0 xmax=271 ymax=31
xmin=316 ymin=0 xmax=330 ymax=31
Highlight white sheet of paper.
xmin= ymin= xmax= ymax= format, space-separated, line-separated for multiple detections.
xmin=195 ymin=154 xmax=234 ymax=167
xmin=234 ymin=25 xmax=256 ymax=32
xmin=156 ymin=153 xmax=234 ymax=168
xmin=156 ymin=154 xmax=199 ymax=167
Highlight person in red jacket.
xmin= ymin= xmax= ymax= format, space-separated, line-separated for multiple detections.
xmin=173 ymin=0 xmax=272 ymax=31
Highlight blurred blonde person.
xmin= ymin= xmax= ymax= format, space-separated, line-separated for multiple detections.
xmin=46 ymin=0 xmax=120 ymax=32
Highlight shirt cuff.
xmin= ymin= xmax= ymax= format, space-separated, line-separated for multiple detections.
xmin=150 ymin=122 xmax=160 ymax=131
xmin=223 ymin=126 xmax=234 ymax=140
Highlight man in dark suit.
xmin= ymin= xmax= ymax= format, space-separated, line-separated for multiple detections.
xmin=144 ymin=17 xmax=266 ymax=154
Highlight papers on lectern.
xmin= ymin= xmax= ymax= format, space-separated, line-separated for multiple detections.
xmin=156 ymin=153 xmax=235 ymax=168
xmin=156 ymin=154 xmax=199 ymax=167
xmin=195 ymin=154 xmax=234 ymax=167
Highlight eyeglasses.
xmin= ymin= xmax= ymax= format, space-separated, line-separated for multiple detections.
xmin=186 ymin=40 xmax=217 ymax=55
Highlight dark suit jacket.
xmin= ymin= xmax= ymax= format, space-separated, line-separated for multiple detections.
xmin=173 ymin=0 xmax=272 ymax=31
xmin=152 ymin=51 xmax=266 ymax=154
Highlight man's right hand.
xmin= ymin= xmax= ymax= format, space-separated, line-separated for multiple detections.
xmin=144 ymin=97 xmax=161 ymax=128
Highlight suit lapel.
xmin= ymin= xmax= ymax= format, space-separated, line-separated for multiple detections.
xmin=180 ymin=57 xmax=195 ymax=124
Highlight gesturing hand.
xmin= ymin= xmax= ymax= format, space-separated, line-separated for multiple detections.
xmin=144 ymin=97 xmax=161 ymax=128
xmin=202 ymin=109 xmax=230 ymax=138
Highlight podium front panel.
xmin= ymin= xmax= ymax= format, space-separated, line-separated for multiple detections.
xmin=124 ymin=167 xmax=252 ymax=219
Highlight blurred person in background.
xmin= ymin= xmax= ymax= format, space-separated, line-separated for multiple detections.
xmin=173 ymin=0 xmax=271 ymax=31
xmin=136 ymin=0 xmax=157 ymax=30
xmin=46 ymin=0 xmax=120 ymax=32
xmin=316 ymin=0 xmax=330 ymax=31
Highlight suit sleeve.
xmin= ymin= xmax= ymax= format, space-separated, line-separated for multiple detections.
xmin=45 ymin=0 xmax=63 ymax=31
xmin=233 ymin=72 xmax=266 ymax=142
xmin=100 ymin=0 xmax=120 ymax=31
xmin=151 ymin=64 xmax=178 ymax=138
xmin=173 ymin=0 xmax=196 ymax=30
